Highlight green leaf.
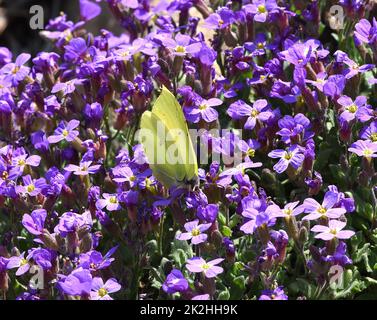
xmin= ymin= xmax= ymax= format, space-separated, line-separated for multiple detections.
xmin=221 ymin=226 xmax=232 ymax=237
xmin=217 ymin=288 xmax=230 ymax=300
xmin=230 ymin=276 xmax=246 ymax=299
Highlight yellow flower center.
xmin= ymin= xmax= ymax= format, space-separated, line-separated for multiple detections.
xmin=109 ymin=196 xmax=117 ymax=204
xmin=202 ymin=263 xmax=210 ymax=270
xmin=284 ymin=208 xmax=292 ymax=216
xmin=271 ymin=294 xmax=276 ymax=299
xmin=199 ymin=103 xmax=208 ymax=111
xmin=191 ymin=228 xmax=200 ymax=237
xmin=247 ymin=149 xmax=255 ymax=158
xmin=145 ymin=178 xmax=152 ymax=188
xmin=21 ymin=258 xmax=28 ymax=266
xmin=18 ymin=159 xmax=26 ymax=166
xmin=98 ymin=288 xmax=108 ymax=297
xmin=317 ymin=206 xmax=327 ymax=214
xmin=175 ymin=45 xmax=186 ymax=53
xmin=257 ymin=42 xmax=264 ymax=49
xmin=370 ymin=133 xmax=377 ymax=142
xmin=260 ymin=75 xmax=266 ymax=81
xmin=62 ymin=129 xmax=69 ymax=137
xmin=330 ymin=229 xmax=337 ymax=235
xmin=251 ymin=109 xmax=259 ymax=117
xmin=347 ymin=104 xmax=357 ymax=113
xmin=284 ymin=152 xmax=292 ymax=160
xmin=218 ymin=19 xmax=224 ymax=26
xmin=2 ymin=171 xmax=8 ymax=180
xmin=363 ymin=149 xmax=373 ymax=156
xmin=12 ymin=66 xmax=20 ymax=74
xmin=258 ymin=5 xmax=267 ymax=13
xmin=27 ymin=184 xmax=35 ymax=193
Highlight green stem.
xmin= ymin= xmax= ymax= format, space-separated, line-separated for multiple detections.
xmin=158 ymin=214 xmax=165 ymax=257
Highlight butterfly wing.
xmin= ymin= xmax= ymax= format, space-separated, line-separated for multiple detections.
xmin=140 ymin=110 xmax=187 ymax=189
xmin=151 ymin=87 xmax=198 ymax=183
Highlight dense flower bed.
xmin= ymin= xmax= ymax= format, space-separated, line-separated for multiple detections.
xmin=0 ymin=0 xmax=377 ymax=300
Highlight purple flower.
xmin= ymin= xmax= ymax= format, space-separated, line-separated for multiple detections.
xmin=0 ymin=46 xmax=12 ymax=66
xmin=57 ymin=268 xmax=92 ymax=297
xmin=268 ymin=145 xmax=305 ymax=174
xmin=227 ymin=99 xmax=272 ymax=130
xmin=271 ymin=201 xmax=304 ymax=218
xmin=112 ymin=166 xmax=137 ymax=186
xmin=186 ymin=257 xmax=224 ymax=278
xmin=78 ymin=247 xmax=117 ymax=271
xmin=32 ymin=52 xmax=59 ymax=73
xmin=65 ymin=161 xmax=101 ymax=176
xmin=11 ymin=153 xmax=41 ymax=176
xmin=96 ymin=193 xmax=121 ymax=211
xmin=51 ymin=79 xmax=84 ymax=96
xmin=1 ymin=53 xmax=30 ymax=86
xmin=337 ymin=95 xmax=371 ymax=122
xmin=162 ymin=269 xmax=189 ymax=294
xmin=279 ymin=42 xmax=312 ymax=67
xmin=16 ymin=175 xmax=47 ymax=196
xmin=354 ymin=18 xmax=377 ymax=45
xmin=55 ymin=211 xmax=92 ymax=237
xmin=64 ymin=37 xmax=88 ymax=62
xmin=196 ymin=202 xmax=218 ymax=223
xmin=80 ymin=0 xmax=101 ymax=21
xmin=48 ymin=120 xmax=80 ymax=144
xmin=203 ymin=8 xmax=235 ymax=30
xmin=240 ymin=203 xmax=277 ymax=235
xmin=244 ymin=0 xmax=279 ymax=23
xmin=238 ymin=139 xmax=261 ymax=160
xmin=159 ymin=33 xmax=201 ymax=57
xmin=192 ymin=294 xmax=210 ymax=300
xmin=360 ymin=121 xmax=377 ymax=142
xmin=176 ymin=219 xmax=212 ymax=245
xmin=22 ymin=209 xmax=47 ymax=236
xmin=90 ymin=277 xmax=121 ymax=300
xmin=306 ymin=72 xmax=328 ymax=91
xmin=259 ymin=286 xmax=288 ymax=300
xmin=6 ymin=253 xmax=31 ymax=276
xmin=335 ymin=50 xmax=375 ymax=79
xmin=323 ymin=75 xmax=346 ymax=99
xmin=302 ymin=191 xmax=346 ymax=221
xmin=348 ymin=140 xmax=377 ymax=158
xmin=31 ymin=131 xmax=50 ymax=153
xmin=185 ymin=98 xmax=222 ymax=123
xmin=277 ymin=114 xmax=312 ymax=144
xmin=324 ymin=242 xmax=352 ymax=266
xmin=311 ymin=220 xmax=355 ymax=240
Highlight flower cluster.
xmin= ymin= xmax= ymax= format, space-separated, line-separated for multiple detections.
xmin=0 ymin=0 xmax=376 ymax=300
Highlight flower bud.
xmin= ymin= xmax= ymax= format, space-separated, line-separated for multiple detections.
xmin=79 ymin=233 xmax=93 ymax=253
xmin=211 ymin=229 xmax=223 ymax=248
xmin=257 ymin=223 xmax=270 ymax=245
xmin=298 ymin=226 xmax=308 ymax=245
xmin=41 ymin=230 xmax=59 ymax=251
xmin=284 ymin=216 xmax=299 ymax=241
